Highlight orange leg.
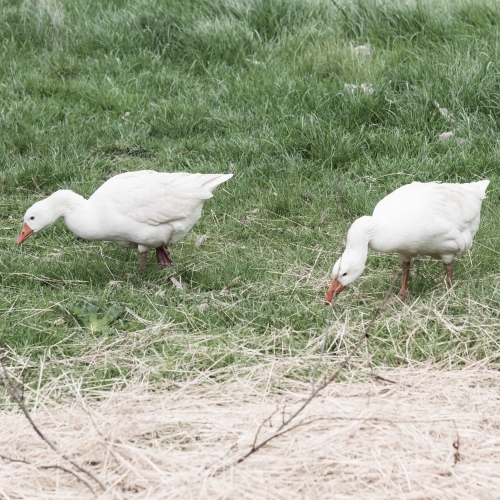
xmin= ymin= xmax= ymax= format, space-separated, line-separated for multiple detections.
xmin=444 ymin=262 xmax=453 ymax=286
xmin=398 ymin=261 xmax=411 ymax=302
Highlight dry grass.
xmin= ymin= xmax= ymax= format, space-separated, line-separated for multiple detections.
xmin=2 ymin=1 xmax=500 ymax=497
xmin=2 ymin=358 xmax=500 ymax=499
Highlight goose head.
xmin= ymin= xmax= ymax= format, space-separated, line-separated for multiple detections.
xmin=325 ymin=253 xmax=366 ymax=303
xmin=325 ymin=216 xmax=374 ymax=303
xmin=17 ymin=197 xmax=61 ymax=244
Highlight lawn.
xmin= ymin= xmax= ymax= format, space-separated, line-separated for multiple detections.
xmin=0 ymin=0 xmax=499 ymax=495
xmin=1 ymin=0 xmax=499 ymax=379
xmin=1 ymin=0 xmax=499 ymax=384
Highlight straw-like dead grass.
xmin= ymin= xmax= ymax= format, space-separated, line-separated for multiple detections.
xmin=2 ymin=361 xmax=500 ymax=499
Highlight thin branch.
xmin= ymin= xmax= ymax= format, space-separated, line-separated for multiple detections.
xmin=310 ymin=297 xmax=336 ymax=396
xmin=310 ymin=173 xmax=346 ymax=395
xmin=329 ymin=0 xmax=349 ymax=21
xmin=372 ymin=374 xmax=397 ymax=384
xmin=264 ymin=415 xmax=462 ymax=436
xmin=0 ymin=358 xmax=108 ymax=493
xmin=251 ymin=407 xmax=281 ymax=451
xmin=452 ymin=420 xmax=460 ymax=465
xmin=31 ymin=176 xmax=44 ymax=195
xmin=0 ymin=453 xmax=96 ymax=495
xmin=213 ymin=272 xmax=400 ymax=474
xmin=335 ymin=173 xmax=346 ymax=235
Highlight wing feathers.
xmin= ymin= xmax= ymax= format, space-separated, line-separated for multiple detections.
xmin=90 ymin=171 xmax=232 ymax=227
xmin=373 ymin=180 xmax=489 ymax=231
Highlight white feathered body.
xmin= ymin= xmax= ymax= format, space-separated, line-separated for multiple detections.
xmin=25 ymin=170 xmax=232 ymax=254
xmin=367 ymin=180 xmax=489 ymax=263
xmin=331 ymin=180 xmax=490 ymax=289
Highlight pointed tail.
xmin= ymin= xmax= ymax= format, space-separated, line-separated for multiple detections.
xmin=201 ymin=173 xmax=233 ymax=193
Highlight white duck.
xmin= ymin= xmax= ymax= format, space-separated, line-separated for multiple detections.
xmin=325 ymin=180 xmax=490 ymax=302
xmin=17 ymin=170 xmax=233 ymax=270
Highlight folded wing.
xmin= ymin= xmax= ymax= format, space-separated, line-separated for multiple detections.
xmin=89 ymin=171 xmax=232 ymax=226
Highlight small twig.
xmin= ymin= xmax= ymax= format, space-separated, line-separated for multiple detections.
xmin=329 ymin=0 xmax=349 ymax=21
xmin=372 ymin=374 xmax=397 ymax=385
xmin=251 ymin=407 xmax=281 ymax=451
xmin=210 ymin=174 xmax=350 ymax=476
xmin=310 ymin=173 xmax=347 ymax=396
xmin=0 ymin=453 xmax=96 ymax=494
xmin=260 ymin=415 xmax=463 ymax=437
xmin=453 ymin=420 xmax=461 ymax=465
xmin=213 ymin=272 xmax=400 ymax=474
xmin=0 ymin=358 xmax=108 ymax=493
xmin=335 ymin=173 xmax=346 ymax=226
xmin=31 ymin=176 xmax=43 ymax=195
xmin=310 ymin=290 xmax=337 ymax=396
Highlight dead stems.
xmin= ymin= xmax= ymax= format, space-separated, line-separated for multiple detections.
xmin=0 ymin=357 xmax=108 ymax=496
xmin=0 ymin=453 xmax=96 ymax=494
xmin=214 ymin=271 xmax=401 ymax=474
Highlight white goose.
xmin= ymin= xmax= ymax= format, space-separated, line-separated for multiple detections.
xmin=18 ymin=170 xmax=233 ymax=269
xmin=325 ymin=180 xmax=490 ymax=302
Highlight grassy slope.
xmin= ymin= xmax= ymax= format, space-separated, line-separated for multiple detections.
xmin=0 ymin=0 xmax=499 ymax=388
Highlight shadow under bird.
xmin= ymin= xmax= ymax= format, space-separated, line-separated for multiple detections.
xmin=325 ymin=180 xmax=490 ymax=303
xmin=17 ymin=170 xmax=233 ymax=269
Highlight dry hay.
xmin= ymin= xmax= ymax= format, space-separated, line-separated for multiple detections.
xmin=1 ymin=363 xmax=500 ymax=499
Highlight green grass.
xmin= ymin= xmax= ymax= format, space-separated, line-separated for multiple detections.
xmin=0 ymin=0 xmax=499 ymax=390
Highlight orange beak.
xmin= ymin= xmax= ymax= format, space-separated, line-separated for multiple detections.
xmin=17 ymin=222 xmax=34 ymax=245
xmin=325 ymin=278 xmax=345 ymax=304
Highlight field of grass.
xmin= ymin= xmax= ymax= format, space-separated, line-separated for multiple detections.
xmin=0 ymin=0 xmax=499 ymax=394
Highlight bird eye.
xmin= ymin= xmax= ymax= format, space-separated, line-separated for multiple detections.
xmin=342 ymin=272 xmax=347 ymax=277
xmin=30 ymin=216 xmax=35 ymax=220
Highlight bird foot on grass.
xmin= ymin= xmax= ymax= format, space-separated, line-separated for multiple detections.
xmin=156 ymin=246 xmax=173 ymax=268
xmin=396 ymin=289 xmax=411 ymax=303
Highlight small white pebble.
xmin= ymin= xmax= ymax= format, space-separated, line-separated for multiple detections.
xmin=195 ymin=234 xmax=208 ymax=248
xmin=439 ymin=131 xmax=454 ymax=142
xmin=344 ymin=83 xmax=374 ymax=94
xmin=360 ymin=83 xmax=374 ymax=94
xmin=433 ymin=101 xmax=454 ymax=121
xmin=170 ymin=276 xmax=185 ymax=290
xmin=353 ymin=45 xmax=371 ymax=56
xmin=344 ymin=83 xmax=357 ymax=93
xmin=438 ymin=107 xmax=452 ymax=120
xmin=246 ymin=58 xmax=265 ymax=66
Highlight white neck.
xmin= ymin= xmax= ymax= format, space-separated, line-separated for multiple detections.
xmin=46 ymin=190 xmax=86 ymax=219
xmin=344 ymin=215 xmax=375 ymax=270
xmin=46 ymin=190 xmax=100 ymax=239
